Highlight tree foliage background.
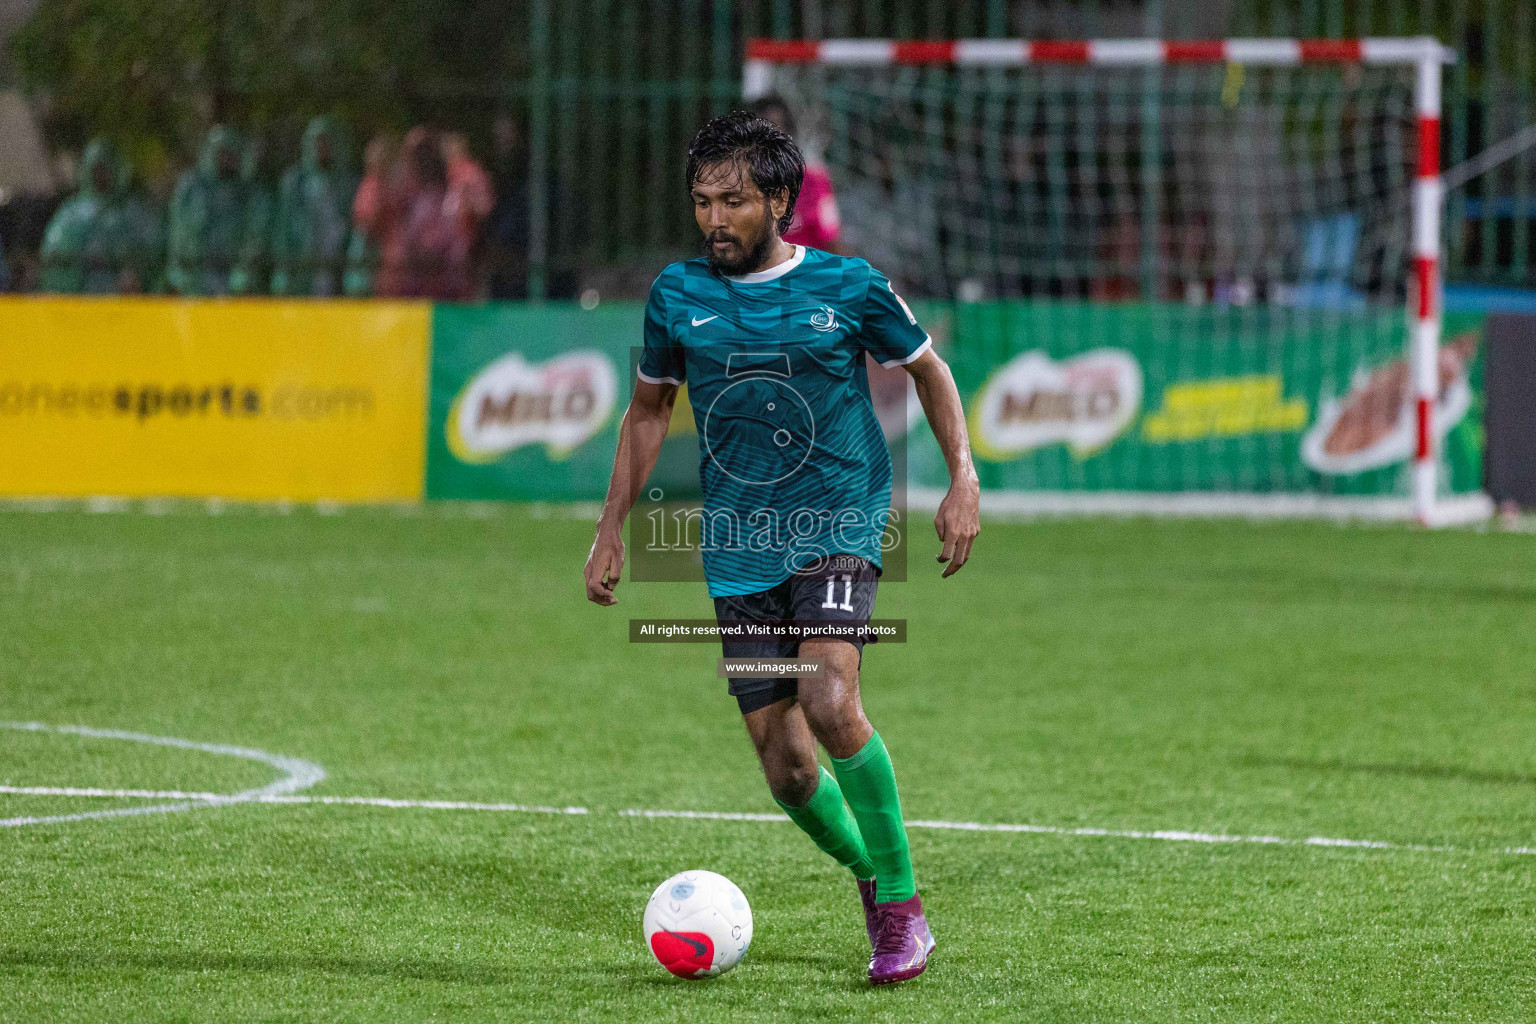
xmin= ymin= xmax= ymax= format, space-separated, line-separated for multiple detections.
xmin=8 ymin=0 xmax=526 ymax=171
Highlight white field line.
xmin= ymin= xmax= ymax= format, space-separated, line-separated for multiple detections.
xmin=0 ymin=786 xmax=585 ymax=816
xmin=261 ymin=794 xmax=589 ymax=814
xmin=621 ymin=808 xmax=1478 ymax=855
xmin=3 ymin=723 xmax=1528 ymax=856
xmin=619 ymin=808 xmax=786 ymax=823
xmin=0 ymin=722 xmax=324 ymax=828
xmin=4 ymin=782 xmax=1529 ymax=857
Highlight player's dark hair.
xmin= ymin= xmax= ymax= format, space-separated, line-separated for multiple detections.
xmin=685 ymin=110 xmax=804 ymax=236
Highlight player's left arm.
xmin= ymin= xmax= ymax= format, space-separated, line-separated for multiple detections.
xmin=902 ymin=348 xmax=980 ymax=578
xmin=858 ymin=265 xmax=980 ymax=578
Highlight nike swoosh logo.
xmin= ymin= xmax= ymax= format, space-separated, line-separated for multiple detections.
xmin=664 ymin=930 xmax=708 ymax=957
xmin=692 ymin=315 xmax=720 ymax=326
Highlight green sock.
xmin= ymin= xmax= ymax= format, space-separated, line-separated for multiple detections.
xmin=831 ymin=731 xmax=916 ymax=903
xmin=775 ymin=766 xmax=876 ymax=880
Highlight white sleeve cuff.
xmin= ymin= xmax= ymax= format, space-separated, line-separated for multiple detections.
xmin=878 ymin=335 xmax=933 ymax=369
xmin=636 ymin=367 xmax=684 ymax=386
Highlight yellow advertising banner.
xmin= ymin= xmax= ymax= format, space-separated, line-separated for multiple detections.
xmin=0 ymin=298 xmax=431 ymax=501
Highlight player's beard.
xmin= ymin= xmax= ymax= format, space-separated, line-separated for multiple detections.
xmin=703 ymin=210 xmax=778 ymax=277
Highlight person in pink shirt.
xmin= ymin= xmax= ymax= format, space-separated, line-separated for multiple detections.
xmin=442 ymin=132 xmax=495 ymax=236
xmin=749 ymin=95 xmax=847 ymax=254
xmin=353 ymin=128 xmax=473 ymax=299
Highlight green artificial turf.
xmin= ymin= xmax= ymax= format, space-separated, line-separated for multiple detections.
xmin=1 ymin=504 xmax=1533 ymax=1021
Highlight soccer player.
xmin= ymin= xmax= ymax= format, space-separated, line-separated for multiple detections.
xmin=584 ymin=111 xmax=979 ymax=985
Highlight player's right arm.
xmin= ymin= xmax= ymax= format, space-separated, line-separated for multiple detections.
xmin=585 ymin=379 xmax=677 ymax=606
xmin=586 ymin=270 xmax=685 ymax=606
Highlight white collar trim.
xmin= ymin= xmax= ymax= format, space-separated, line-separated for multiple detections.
xmin=723 ymin=245 xmax=805 ymax=284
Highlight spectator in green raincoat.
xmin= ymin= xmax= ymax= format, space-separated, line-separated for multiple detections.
xmin=270 ymin=117 xmax=358 ymax=297
xmin=232 ymin=135 xmax=278 ymax=295
xmin=40 ymin=138 xmax=164 ymax=294
xmin=166 ymin=126 xmax=255 ymax=296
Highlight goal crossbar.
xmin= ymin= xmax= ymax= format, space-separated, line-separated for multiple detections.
xmin=745 ymin=37 xmax=1450 ymax=69
xmin=745 ymin=38 xmax=1463 ymax=525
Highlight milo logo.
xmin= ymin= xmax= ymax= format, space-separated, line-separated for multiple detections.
xmin=970 ymin=349 xmax=1142 ymax=459
xmin=447 ymin=350 xmax=616 ymax=463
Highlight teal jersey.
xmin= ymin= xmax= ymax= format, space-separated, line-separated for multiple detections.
xmin=639 ymin=245 xmax=931 ymax=597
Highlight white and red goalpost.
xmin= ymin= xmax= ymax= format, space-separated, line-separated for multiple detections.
xmin=745 ymin=38 xmax=1484 ymax=525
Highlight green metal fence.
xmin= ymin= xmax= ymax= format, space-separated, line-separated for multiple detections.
xmin=13 ymin=1 xmax=1525 ymax=297
xmin=516 ymin=0 xmax=1536 ymax=298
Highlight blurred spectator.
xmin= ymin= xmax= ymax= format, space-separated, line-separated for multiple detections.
xmin=232 ymin=135 xmax=279 ymax=295
xmin=1091 ymin=211 xmax=1142 ymax=302
xmin=354 ymin=127 xmax=472 ymax=300
xmin=486 ymin=114 xmax=529 ymax=299
xmin=838 ymin=146 xmax=942 ymax=298
xmin=748 ymin=95 xmax=846 ymax=255
xmin=443 ymin=132 xmax=493 ymax=236
xmin=166 ymin=126 xmax=258 ymax=295
xmin=345 ymin=133 xmax=397 ymax=297
xmin=0 ymin=188 xmax=62 ymax=293
xmin=271 ymin=117 xmax=358 ymax=297
xmin=39 ymin=138 xmax=163 ymax=294
xmin=443 ymin=131 xmax=493 ymax=297
xmin=0 ymin=225 xmax=9 ymax=292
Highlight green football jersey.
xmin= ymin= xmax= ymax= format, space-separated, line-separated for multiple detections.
xmin=639 ymin=245 xmax=931 ymax=597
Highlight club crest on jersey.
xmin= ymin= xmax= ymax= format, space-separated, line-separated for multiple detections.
xmin=808 ymin=305 xmax=840 ymax=332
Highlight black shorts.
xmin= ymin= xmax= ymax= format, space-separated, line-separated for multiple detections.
xmin=713 ymin=553 xmax=881 ymax=716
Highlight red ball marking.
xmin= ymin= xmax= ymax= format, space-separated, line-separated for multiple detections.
xmin=650 ymin=930 xmax=715 ymax=978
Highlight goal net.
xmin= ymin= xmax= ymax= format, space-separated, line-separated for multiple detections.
xmin=746 ymin=39 xmax=1488 ymax=524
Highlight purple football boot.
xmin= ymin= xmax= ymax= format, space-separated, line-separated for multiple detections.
xmin=857 ymin=878 xmax=879 ymax=947
xmin=868 ymin=893 xmax=935 ymax=985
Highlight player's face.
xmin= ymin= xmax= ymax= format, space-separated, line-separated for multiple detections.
xmin=691 ymin=160 xmax=786 ymax=276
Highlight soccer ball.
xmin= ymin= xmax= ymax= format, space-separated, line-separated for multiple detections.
xmin=642 ymin=870 xmax=753 ymax=979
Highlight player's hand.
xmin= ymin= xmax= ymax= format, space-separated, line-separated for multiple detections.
xmin=585 ymin=527 xmax=626 ymax=606
xmin=935 ymin=477 xmax=980 ymax=578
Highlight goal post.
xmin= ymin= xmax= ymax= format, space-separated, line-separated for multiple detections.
xmin=745 ymin=38 xmax=1490 ymax=526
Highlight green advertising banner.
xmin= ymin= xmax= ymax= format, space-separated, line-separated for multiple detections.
xmin=906 ymin=304 xmax=1486 ymax=498
xmin=427 ymin=303 xmax=704 ymax=501
xmin=428 ymin=301 xmax=1485 ymax=502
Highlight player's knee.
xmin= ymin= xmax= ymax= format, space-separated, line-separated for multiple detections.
xmin=803 ymin=704 xmax=868 ymax=755
xmin=765 ymin=759 xmax=820 ymax=807
xmin=761 ymin=746 xmax=823 ymax=810
xmin=799 ymin=686 xmax=869 ymax=755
